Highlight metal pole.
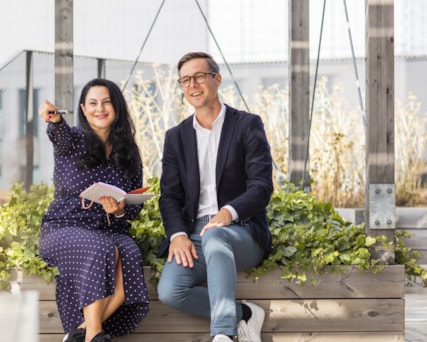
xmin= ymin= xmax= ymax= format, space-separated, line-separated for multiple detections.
xmin=25 ymin=51 xmax=34 ymax=191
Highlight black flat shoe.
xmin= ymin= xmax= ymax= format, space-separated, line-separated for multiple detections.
xmin=90 ymin=331 xmax=111 ymax=342
xmin=62 ymin=328 xmax=85 ymax=342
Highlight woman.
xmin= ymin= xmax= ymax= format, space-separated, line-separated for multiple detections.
xmin=38 ymin=78 xmax=149 ymax=342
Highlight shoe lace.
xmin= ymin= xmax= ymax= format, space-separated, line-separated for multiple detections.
xmin=237 ymin=321 xmax=251 ymax=342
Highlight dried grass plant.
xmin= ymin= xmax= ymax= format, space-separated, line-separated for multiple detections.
xmin=251 ymin=84 xmax=290 ymax=186
xmin=125 ymin=66 xmax=427 ymax=208
xmin=122 ymin=65 xmax=191 ymax=177
xmin=395 ymin=92 xmax=427 ymax=206
xmin=308 ymin=77 xmax=366 ymax=207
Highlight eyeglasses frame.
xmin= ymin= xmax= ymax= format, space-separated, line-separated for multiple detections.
xmin=178 ymin=72 xmax=217 ymax=88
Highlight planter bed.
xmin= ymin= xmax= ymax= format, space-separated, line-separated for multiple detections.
xmin=9 ymin=265 xmax=405 ymax=342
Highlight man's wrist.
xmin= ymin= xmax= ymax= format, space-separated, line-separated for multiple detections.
xmin=222 ymin=205 xmax=238 ymax=222
xmin=170 ymin=232 xmax=187 ymax=241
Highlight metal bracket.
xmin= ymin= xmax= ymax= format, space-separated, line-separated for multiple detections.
xmin=368 ymin=184 xmax=396 ymax=229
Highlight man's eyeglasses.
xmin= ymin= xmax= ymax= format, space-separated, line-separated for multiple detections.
xmin=178 ymin=72 xmax=217 ymax=88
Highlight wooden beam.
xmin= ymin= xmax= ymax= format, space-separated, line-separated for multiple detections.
xmin=288 ymin=0 xmax=310 ymax=188
xmin=55 ymin=0 xmax=74 ymax=124
xmin=365 ymin=0 xmax=395 ymax=261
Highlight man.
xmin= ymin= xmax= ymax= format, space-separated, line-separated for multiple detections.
xmin=157 ymin=51 xmax=273 ymax=342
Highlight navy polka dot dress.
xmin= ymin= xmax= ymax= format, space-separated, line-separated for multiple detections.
xmin=39 ymin=120 xmax=149 ymax=337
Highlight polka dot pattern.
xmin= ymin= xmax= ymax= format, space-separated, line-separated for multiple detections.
xmin=39 ymin=120 xmax=149 ymax=337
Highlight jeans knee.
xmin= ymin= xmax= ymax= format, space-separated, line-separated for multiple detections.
xmin=202 ymin=228 xmax=230 ymax=253
xmin=157 ymin=279 xmax=185 ymax=309
xmin=157 ymin=280 xmax=173 ymax=305
xmin=202 ymin=227 xmax=227 ymax=244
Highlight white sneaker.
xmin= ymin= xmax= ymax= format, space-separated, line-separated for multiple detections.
xmin=237 ymin=300 xmax=265 ymax=342
xmin=212 ymin=334 xmax=233 ymax=341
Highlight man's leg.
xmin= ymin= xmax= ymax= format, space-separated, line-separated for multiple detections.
xmin=157 ymin=223 xmax=210 ymax=318
xmin=202 ymin=224 xmax=264 ymax=337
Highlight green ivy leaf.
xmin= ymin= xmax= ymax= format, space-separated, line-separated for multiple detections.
xmin=1 ymin=177 xmax=427 ymax=289
xmin=365 ymin=235 xmax=377 ymax=247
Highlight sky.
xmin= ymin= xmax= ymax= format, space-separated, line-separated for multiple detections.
xmin=0 ymin=0 xmax=289 ymax=65
xmin=0 ymin=0 xmax=359 ymax=66
xmin=0 ymin=0 xmax=426 ymax=67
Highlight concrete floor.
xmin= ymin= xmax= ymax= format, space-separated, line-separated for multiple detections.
xmin=405 ymin=286 xmax=427 ymax=342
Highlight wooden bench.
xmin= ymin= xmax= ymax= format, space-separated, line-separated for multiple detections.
xmin=10 ymin=265 xmax=405 ymax=342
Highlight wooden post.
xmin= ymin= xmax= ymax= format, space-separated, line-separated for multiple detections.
xmin=55 ymin=0 xmax=74 ymax=124
xmin=365 ymin=0 xmax=395 ymax=262
xmin=288 ymin=0 xmax=310 ymax=188
xmin=25 ymin=51 xmax=34 ymax=191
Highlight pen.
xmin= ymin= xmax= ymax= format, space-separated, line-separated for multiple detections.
xmin=48 ymin=110 xmax=68 ymax=115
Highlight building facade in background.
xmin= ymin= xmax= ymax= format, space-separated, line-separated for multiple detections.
xmin=0 ymin=0 xmax=426 ymax=190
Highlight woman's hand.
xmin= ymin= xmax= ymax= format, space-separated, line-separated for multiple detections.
xmin=99 ymin=196 xmax=125 ymax=216
xmin=39 ymin=99 xmax=62 ymax=124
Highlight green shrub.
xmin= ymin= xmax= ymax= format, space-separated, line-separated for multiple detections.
xmin=248 ymin=183 xmax=427 ymax=286
xmin=129 ymin=177 xmax=165 ymax=281
xmin=0 ymin=183 xmax=58 ymax=290
xmin=1 ymin=178 xmax=426 ymax=290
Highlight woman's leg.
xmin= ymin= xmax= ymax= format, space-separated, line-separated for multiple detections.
xmin=82 ymin=299 xmax=106 ymax=341
xmin=101 ymin=249 xmax=125 ymax=321
xmin=81 ymin=247 xmax=125 ymax=341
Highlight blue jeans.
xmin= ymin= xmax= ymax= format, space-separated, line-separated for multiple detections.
xmin=157 ymin=221 xmax=265 ymax=337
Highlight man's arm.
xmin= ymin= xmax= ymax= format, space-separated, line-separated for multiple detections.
xmin=223 ymin=114 xmax=273 ymax=220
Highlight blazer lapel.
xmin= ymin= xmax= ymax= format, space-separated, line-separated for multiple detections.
xmin=216 ymin=106 xmax=238 ymax=186
xmin=182 ymin=115 xmax=200 ymax=206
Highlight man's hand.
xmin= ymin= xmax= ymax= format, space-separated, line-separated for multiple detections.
xmin=168 ymin=235 xmax=198 ymax=268
xmin=200 ymin=207 xmax=233 ymax=237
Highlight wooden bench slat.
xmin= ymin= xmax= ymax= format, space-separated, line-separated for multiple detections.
xmin=41 ymin=332 xmax=405 ymax=342
xmin=38 ymin=298 xmax=404 ymax=334
xmin=13 ymin=265 xmax=405 ymax=301
xmin=235 ymin=266 xmax=404 ymax=299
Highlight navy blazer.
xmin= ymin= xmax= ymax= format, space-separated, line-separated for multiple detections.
xmin=157 ymin=104 xmax=273 ymax=257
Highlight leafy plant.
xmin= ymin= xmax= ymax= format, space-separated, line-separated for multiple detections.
xmin=129 ymin=177 xmax=165 ymax=281
xmin=0 ymin=183 xmax=59 ymax=290
xmin=246 ymin=182 xmax=427 ymax=287
xmin=1 ymin=178 xmax=426 ymax=290
xmin=394 ymin=229 xmax=427 ymax=286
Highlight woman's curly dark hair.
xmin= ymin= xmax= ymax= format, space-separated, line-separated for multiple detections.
xmin=76 ymin=78 xmax=141 ymax=179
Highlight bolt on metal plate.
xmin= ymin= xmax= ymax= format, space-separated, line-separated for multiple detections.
xmin=368 ymin=184 xmax=396 ymax=229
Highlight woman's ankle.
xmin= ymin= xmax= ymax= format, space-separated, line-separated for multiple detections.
xmin=85 ymin=329 xmax=102 ymax=342
xmin=87 ymin=331 xmax=111 ymax=342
